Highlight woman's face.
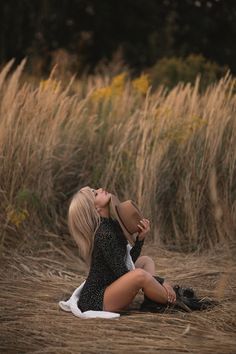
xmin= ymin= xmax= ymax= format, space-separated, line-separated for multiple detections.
xmin=91 ymin=188 xmax=111 ymax=208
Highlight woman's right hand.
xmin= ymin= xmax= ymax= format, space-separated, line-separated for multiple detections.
xmin=137 ymin=218 xmax=150 ymax=240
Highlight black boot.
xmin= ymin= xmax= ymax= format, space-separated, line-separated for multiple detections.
xmin=140 ymin=297 xmax=167 ymax=313
xmin=140 ymin=275 xmax=168 ymax=313
xmin=140 ymin=280 xmax=218 ymax=313
xmin=173 ymin=285 xmax=218 ymax=311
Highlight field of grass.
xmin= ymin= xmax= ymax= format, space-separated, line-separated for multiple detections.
xmin=0 ymin=60 xmax=235 ymax=353
xmin=0 ymin=241 xmax=235 ymax=353
xmin=1 ymin=59 xmax=235 ymax=251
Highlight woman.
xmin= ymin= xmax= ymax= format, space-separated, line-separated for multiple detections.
xmin=68 ymin=186 xmax=176 ymax=313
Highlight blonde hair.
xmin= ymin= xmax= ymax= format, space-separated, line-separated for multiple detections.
xmin=68 ymin=186 xmax=100 ymax=267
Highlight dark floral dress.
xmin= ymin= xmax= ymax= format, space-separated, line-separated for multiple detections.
xmin=77 ymin=217 xmax=144 ymax=312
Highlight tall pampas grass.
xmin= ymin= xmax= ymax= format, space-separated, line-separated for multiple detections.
xmin=0 ymin=59 xmax=235 ymax=251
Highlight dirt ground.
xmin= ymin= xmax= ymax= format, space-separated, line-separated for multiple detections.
xmin=0 ymin=238 xmax=235 ymax=354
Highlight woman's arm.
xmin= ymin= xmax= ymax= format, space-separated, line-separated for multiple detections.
xmin=130 ymin=218 xmax=150 ymax=262
xmin=130 ymin=235 xmax=144 ymax=263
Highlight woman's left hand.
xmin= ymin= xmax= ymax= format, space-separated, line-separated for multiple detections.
xmin=162 ymin=282 xmax=176 ymax=304
xmin=137 ymin=218 xmax=150 ymax=240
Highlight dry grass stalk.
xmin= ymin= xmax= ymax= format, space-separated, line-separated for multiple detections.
xmin=0 ymin=60 xmax=235 ymax=252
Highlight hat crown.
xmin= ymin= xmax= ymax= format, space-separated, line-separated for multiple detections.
xmin=109 ymin=194 xmax=143 ymax=245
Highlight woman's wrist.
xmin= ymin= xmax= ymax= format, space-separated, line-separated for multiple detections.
xmin=136 ymin=234 xmax=145 ymax=242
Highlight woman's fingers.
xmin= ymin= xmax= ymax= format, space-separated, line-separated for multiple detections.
xmin=169 ymin=295 xmax=176 ymax=303
xmin=164 ymin=283 xmax=176 ymax=304
xmin=140 ymin=219 xmax=150 ymax=225
xmin=138 ymin=219 xmax=150 ymax=230
xmin=167 ymin=293 xmax=175 ymax=304
xmin=137 ymin=219 xmax=150 ymax=240
xmin=168 ymin=289 xmax=176 ymax=303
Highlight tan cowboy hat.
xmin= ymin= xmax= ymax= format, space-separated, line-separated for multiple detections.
xmin=109 ymin=194 xmax=143 ymax=245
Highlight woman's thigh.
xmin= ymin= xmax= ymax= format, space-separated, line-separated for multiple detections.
xmin=103 ymin=269 xmax=149 ymax=312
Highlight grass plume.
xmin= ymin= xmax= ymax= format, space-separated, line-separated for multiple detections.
xmin=0 ymin=60 xmax=235 ymax=252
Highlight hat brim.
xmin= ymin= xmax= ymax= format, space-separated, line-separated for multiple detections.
xmin=109 ymin=194 xmax=140 ymax=246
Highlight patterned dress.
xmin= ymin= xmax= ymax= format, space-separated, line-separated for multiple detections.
xmin=77 ymin=216 xmax=144 ymax=312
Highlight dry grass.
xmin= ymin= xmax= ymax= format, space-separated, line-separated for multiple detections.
xmin=0 ymin=239 xmax=235 ymax=353
xmin=0 ymin=60 xmax=236 ymax=352
xmin=0 ymin=60 xmax=235 ymax=251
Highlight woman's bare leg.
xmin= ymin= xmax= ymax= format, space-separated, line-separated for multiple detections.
xmin=135 ymin=257 xmax=176 ymax=303
xmin=135 ymin=256 xmax=155 ymax=275
xmin=103 ymin=268 xmax=168 ymax=312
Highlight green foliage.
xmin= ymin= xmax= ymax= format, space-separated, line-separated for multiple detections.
xmin=15 ymin=188 xmax=41 ymax=209
xmin=1 ymin=1 xmax=235 ymax=75
xmin=149 ymin=54 xmax=228 ymax=91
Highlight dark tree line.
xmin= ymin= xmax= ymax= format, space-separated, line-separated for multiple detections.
xmin=0 ymin=0 xmax=235 ymax=75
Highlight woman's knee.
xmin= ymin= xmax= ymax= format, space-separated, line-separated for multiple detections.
xmin=132 ymin=268 xmax=152 ymax=287
xmin=135 ymin=256 xmax=156 ymax=276
xmin=140 ymin=256 xmax=154 ymax=265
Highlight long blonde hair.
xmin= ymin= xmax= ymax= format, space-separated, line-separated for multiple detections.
xmin=68 ymin=186 xmax=100 ymax=267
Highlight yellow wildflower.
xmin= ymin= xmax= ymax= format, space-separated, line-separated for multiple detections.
xmin=91 ymin=73 xmax=127 ymax=102
xmin=132 ymin=74 xmax=150 ymax=95
xmin=188 ymin=116 xmax=207 ymax=131
xmin=6 ymin=206 xmax=29 ymax=228
xmin=111 ymin=73 xmax=127 ymax=95
xmin=91 ymin=86 xmax=112 ymax=102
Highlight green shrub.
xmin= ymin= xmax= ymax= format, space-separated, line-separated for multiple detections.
xmin=149 ymin=54 xmax=228 ymax=90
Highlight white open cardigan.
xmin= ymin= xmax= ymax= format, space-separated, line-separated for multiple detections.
xmin=59 ymin=244 xmax=135 ymax=319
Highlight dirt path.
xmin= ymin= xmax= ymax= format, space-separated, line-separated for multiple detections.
xmin=0 ymin=242 xmax=235 ymax=353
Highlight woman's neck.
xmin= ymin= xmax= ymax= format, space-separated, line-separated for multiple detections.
xmin=99 ymin=207 xmax=110 ymax=218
